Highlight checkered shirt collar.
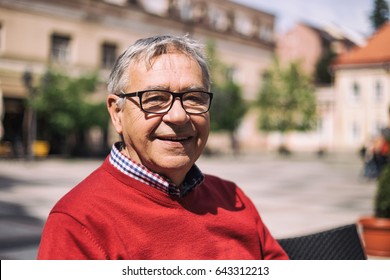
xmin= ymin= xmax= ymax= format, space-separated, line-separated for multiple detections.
xmin=109 ymin=142 xmax=204 ymax=197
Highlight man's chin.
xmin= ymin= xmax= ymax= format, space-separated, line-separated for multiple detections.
xmin=151 ymin=154 xmax=196 ymax=179
xmin=156 ymin=154 xmax=193 ymax=169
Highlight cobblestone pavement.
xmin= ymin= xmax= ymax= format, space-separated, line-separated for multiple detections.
xmin=0 ymin=152 xmax=376 ymax=259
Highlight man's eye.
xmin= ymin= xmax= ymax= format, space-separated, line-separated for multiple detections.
xmin=185 ymin=93 xmax=208 ymax=103
xmin=143 ymin=92 xmax=170 ymax=103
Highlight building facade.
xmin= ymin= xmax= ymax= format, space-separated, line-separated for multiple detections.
xmin=332 ymin=22 xmax=390 ymax=151
xmin=0 ymin=0 xmax=276 ymax=156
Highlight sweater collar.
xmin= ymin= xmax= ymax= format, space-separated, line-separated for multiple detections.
xmin=108 ymin=142 xmax=204 ymax=197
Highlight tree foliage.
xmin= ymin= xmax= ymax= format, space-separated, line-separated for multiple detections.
xmin=206 ymin=40 xmax=247 ymax=133
xmin=370 ymin=0 xmax=390 ymax=31
xmin=315 ymin=49 xmax=337 ymax=85
xmin=211 ymin=80 xmax=247 ymax=132
xmin=31 ymin=70 xmax=109 ymax=155
xmin=376 ymin=163 xmax=390 ymax=218
xmin=257 ymin=59 xmax=317 ymax=134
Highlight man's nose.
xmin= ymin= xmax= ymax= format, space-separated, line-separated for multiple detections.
xmin=162 ymin=98 xmax=190 ymax=124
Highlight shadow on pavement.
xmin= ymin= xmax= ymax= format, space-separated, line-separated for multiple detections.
xmin=0 ymin=199 xmax=44 ymax=259
xmin=0 ymin=174 xmax=28 ymax=189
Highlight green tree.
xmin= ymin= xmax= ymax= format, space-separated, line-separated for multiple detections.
xmin=31 ymin=70 xmax=109 ymax=156
xmin=211 ymin=80 xmax=247 ymax=133
xmin=370 ymin=0 xmax=390 ymax=31
xmin=206 ymin=40 xmax=248 ymax=154
xmin=257 ymin=59 xmax=317 ymax=152
xmin=315 ymin=49 xmax=337 ymax=85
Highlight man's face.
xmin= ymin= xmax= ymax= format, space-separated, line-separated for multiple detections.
xmin=108 ymin=52 xmax=210 ymax=185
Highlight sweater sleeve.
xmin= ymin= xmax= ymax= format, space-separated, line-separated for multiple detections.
xmin=37 ymin=212 xmax=109 ymax=260
xmin=237 ymin=188 xmax=289 ymax=260
xmin=259 ymin=222 xmax=289 ymax=260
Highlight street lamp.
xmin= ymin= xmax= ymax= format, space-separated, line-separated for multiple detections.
xmin=22 ymin=69 xmax=36 ymax=160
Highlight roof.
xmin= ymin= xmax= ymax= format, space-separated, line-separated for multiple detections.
xmin=295 ymin=21 xmax=362 ymax=47
xmin=333 ymin=22 xmax=390 ymax=66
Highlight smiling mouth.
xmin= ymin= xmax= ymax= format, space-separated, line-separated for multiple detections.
xmin=156 ymin=136 xmax=192 ymax=142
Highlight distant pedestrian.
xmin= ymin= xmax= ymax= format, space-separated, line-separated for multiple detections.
xmin=363 ymin=131 xmax=390 ymax=179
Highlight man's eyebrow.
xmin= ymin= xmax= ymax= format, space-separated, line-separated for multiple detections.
xmin=184 ymin=85 xmax=208 ymax=91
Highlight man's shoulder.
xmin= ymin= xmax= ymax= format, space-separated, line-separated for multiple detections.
xmin=202 ymin=174 xmax=246 ymax=196
xmin=50 ymin=163 xmax=114 ymax=212
xmin=196 ymin=174 xmax=256 ymax=213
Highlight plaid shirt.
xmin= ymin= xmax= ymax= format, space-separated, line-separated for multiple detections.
xmin=109 ymin=142 xmax=204 ymax=197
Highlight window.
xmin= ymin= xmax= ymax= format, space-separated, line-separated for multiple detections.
xmin=208 ymin=7 xmax=229 ymax=31
xmin=141 ymin=0 xmax=169 ymax=16
xmin=349 ymin=121 xmax=361 ymax=141
xmin=226 ymin=66 xmax=241 ymax=84
xmin=375 ymin=80 xmax=383 ymax=102
xmin=177 ymin=0 xmax=193 ymax=21
xmin=259 ymin=24 xmax=273 ymax=42
xmin=349 ymin=82 xmax=360 ymax=103
xmin=101 ymin=42 xmax=117 ymax=69
xmin=50 ymin=34 xmax=71 ymax=63
xmin=234 ymin=13 xmax=253 ymax=36
xmin=317 ymin=118 xmax=324 ymax=133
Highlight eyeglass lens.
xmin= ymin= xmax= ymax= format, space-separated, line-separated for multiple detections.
xmin=141 ymin=91 xmax=211 ymax=114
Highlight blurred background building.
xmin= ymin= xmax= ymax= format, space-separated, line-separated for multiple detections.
xmin=332 ymin=22 xmax=390 ymax=150
xmin=0 ymin=0 xmax=276 ymax=157
xmin=0 ymin=0 xmax=389 ymax=157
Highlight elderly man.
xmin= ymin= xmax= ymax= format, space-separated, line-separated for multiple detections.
xmin=37 ymin=35 xmax=288 ymax=260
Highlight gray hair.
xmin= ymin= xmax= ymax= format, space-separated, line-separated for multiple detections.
xmin=107 ymin=35 xmax=211 ymax=97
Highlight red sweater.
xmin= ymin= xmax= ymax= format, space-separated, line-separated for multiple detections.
xmin=37 ymin=157 xmax=288 ymax=260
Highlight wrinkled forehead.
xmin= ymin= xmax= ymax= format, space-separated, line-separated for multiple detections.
xmin=127 ymin=51 xmax=205 ymax=92
xmin=134 ymin=47 xmax=196 ymax=71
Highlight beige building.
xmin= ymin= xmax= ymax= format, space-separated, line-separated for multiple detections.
xmin=0 ymin=0 xmax=276 ymax=156
xmin=332 ymin=22 xmax=390 ymax=151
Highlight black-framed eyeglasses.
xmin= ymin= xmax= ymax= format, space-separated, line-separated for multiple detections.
xmin=117 ymin=89 xmax=213 ymax=114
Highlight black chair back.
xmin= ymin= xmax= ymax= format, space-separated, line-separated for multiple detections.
xmin=277 ymin=224 xmax=367 ymax=260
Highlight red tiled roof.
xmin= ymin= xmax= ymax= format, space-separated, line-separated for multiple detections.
xmin=333 ymin=22 xmax=390 ymax=65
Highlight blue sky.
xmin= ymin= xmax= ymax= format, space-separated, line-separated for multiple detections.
xmin=232 ymin=0 xmax=384 ymax=36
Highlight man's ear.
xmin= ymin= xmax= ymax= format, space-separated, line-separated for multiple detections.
xmin=107 ymin=94 xmax=123 ymax=134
